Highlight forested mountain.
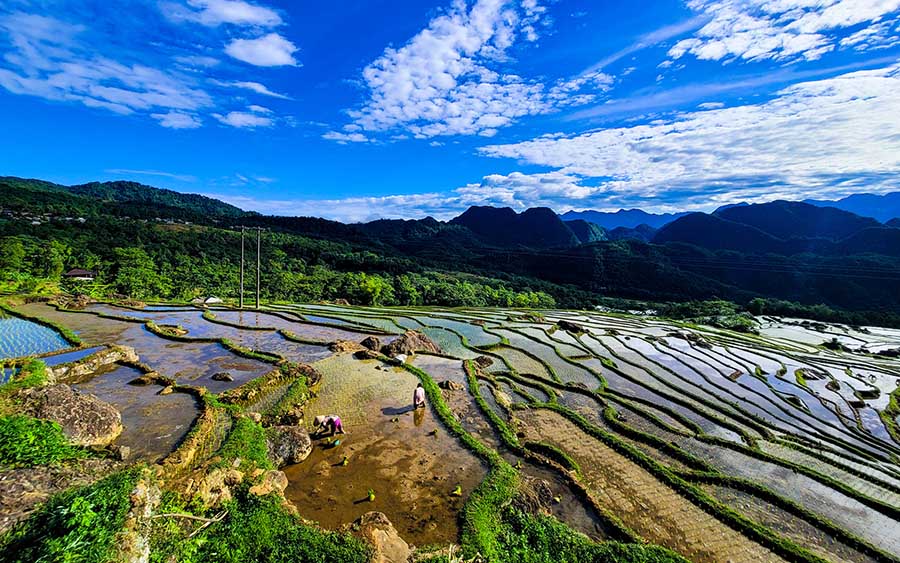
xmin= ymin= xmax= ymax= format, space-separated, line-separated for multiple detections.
xmin=561 ymin=208 xmax=688 ymax=229
xmin=607 ymin=224 xmax=657 ymax=242
xmin=3 ymin=176 xmax=900 ymax=321
xmin=886 ymin=218 xmax=900 ymax=228
xmin=566 ymin=219 xmax=607 ymax=244
xmin=805 ymin=192 xmax=900 ymax=223
xmin=449 ymin=206 xmax=580 ymax=248
xmin=714 ymin=200 xmax=881 ymax=240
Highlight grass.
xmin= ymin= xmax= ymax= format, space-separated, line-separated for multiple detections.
xmin=212 ymin=417 xmax=273 ymax=471
xmin=492 ymin=508 xmax=688 ymax=563
xmin=0 ymin=415 xmax=87 ymax=468
xmin=150 ymin=487 xmax=370 ymax=563
xmin=0 ymin=469 xmax=140 ymax=563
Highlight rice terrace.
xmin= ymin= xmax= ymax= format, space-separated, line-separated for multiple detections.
xmin=2 ymin=294 xmax=899 ymax=563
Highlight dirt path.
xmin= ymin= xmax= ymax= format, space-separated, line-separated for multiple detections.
xmin=516 ymin=409 xmax=786 ymax=563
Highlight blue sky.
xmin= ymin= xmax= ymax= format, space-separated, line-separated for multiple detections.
xmin=1 ymin=0 xmax=899 ymax=222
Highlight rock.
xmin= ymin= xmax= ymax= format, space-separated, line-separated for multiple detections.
xmin=360 ymin=336 xmax=381 ymax=351
xmin=354 ymin=349 xmax=381 ymax=361
xmin=49 ymin=345 xmax=140 ymax=384
xmin=348 ymin=512 xmax=412 ymax=563
xmin=157 ymin=386 xmax=174 ymax=396
xmin=380 ymin=330 xmax=442 ymax=357
xmin=473 ymin=356 xmax=494 ymax=369
xmin=394 ymin=353 xmax=408 ymax=364
xmin=115 ymin=475 xmax=160 ymax=563
xmin=333 ymin=299 xmax=350 ymax=306
xmin=556 ymin=320 xmax=584 ymax=334
xmin=280 ymin=363 xmax=321 ymax=386
xmin=128 ymin=375 xmax=155 ymax=386
xmin=439 ymin=380 xmax=464 ymax=391
xmin=115 ymin=445 xmax=132 ymax=461
xmin=330 ymin=340 xmax=364 ymax=353
xmin=266 ymin=426 xmax=313 ymax=467
xmin=247 ymin=412 xmax=262 ymax=424
xmin=197 ymin=468 xmax=244 ymax=506
xmin=249 ymin=470 xmax=288 ymax=497
xmin=511 ymin=476 xmax=555 ymax=516
xmin=23 ymin=384 xmax=122 ymax=447
xmin=211 ymin=372 xmax=234 ymax=382
xmin=667 ymin=330 xmax=712 ymax=349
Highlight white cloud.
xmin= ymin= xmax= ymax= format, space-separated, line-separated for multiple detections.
xmin=213 ymin=109 xmax=274 ymax=127
xmin=478 ymin=62 xmax=900 ymax=209
xmin=162 ymin=0 xmax=282 ymax=27
xmin=106 ymin=168 xmax=198 ymax=182
xmin=322 ymin=131 xmax=371 ymax=144
xmin=152 ymin=110 xmax=203 ymax=128
xmin=328 ymin=0 xmax=615 ymax=141
xmin=247 ymin=104 xmax=271 ymax=113
xmin=174 ymin=54 xmax=221 ymax=67
xmin=225 ymin=33 xmax=298 ymax=66
xmin=669 ymin=0 xmax=900 ymax=63
xmin=213 ymin=79 xmax=291 ymax=99
xmin=0 ymin=12 xmax=214 ymax=120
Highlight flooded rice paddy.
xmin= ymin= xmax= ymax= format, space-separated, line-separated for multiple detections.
xmin=2 ymin=300 xmax=900 ymax=561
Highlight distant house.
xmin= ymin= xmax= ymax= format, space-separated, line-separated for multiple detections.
xmin=64 ymin=268 xmax=96 ymax=281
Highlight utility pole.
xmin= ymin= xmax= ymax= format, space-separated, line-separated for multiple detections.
xmin=239 ymin=226 xmax=245 ymax=309
xmin=256 ymin=227 xmax=261 ymax=310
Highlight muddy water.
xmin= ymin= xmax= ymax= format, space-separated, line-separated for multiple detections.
xmin=75 ymin=365 xmax=198 ymax=462
xmin=283 ymin=353 xmax=487 ymax=547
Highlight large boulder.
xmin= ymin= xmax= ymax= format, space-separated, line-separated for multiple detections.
xmin=556 ymin=320 xmax=584 ymax=334
xmin=348 ymin=512 xmax=412 ymax=563
xmin=360 ymin=336 xmax=381 ymax=351
xmin=266 ymin=426 xmax=313 ymax=467
xmin=380 ymin=331 xmax=442 ymax=357
xmin=22 ymin=385 xmax=122 ymax=446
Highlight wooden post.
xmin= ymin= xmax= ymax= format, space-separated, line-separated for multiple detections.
xmin=256 ymin=227 xmax=261 ymax=310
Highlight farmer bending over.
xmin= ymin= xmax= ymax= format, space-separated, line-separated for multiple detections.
xmin=413 ymin=383 xmax=426 ymax=409
xmin=313 ymin=414 xmax=345 ymax=437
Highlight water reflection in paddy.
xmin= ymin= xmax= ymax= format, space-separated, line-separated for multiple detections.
xmin=75 ymin=365 xmax=198 ymax=462
xmin=18 ymin=304 xmax=272 ymax=392
xmin=0 ymin=314 xmax=70 ymax=359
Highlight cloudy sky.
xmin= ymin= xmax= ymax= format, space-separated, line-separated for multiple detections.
xmin=1 ymin=0 xmax=899 ymax=222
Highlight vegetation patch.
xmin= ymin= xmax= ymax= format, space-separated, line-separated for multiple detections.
xmin=0 ymin=415 xmax=87 ymax=468
xmin=0 ymin=469 xmax=140 ymax=563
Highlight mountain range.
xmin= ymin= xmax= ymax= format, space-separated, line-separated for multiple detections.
xmin=3 ymin=176 xmax=900 ymax=315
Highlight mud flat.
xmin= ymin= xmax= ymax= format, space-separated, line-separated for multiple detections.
xmin=282 ymin=353 xmax=487 ymax=547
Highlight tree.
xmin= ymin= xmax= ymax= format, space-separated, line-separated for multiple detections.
xmin=0 ymin=237 xmax=25 ymax=273
xmin=112 ymin=247 xmax=167 ymax=299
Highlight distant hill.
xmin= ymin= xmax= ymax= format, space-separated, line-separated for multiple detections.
xmin=805 ymin=192 xmax=900 ymax=223
xmin=561 ymin=209 xmax=688 ymax=230
xmin=607 ymin=224 xmax=656 ymax=242
xmin=653 ymin=213 xmax=785 ymax=253
xmin=450 ymin=206 xmax=580 ymax=248
xmin=566 ymin=219 xmax=607 ymax=244
xmin=887 ymin=218 xmax=900 ymax=228
xmin=0 ymin=177 xmax=247 ymax=223
xmin=70 ymin=181 xmax=245 ymax=218
xmin=715 ymin=200 xmax=880 ymax=240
